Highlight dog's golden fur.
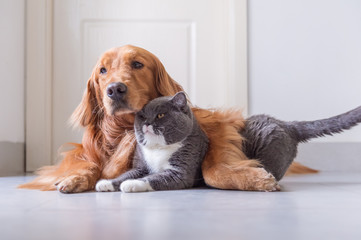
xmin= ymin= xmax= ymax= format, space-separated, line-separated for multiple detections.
xmin=19 ymin=45 xmax=315 ymax=192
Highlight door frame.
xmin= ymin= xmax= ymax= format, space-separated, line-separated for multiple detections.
xmin=26 ymin=0 xmax=249 ymax=171
xmin=26 ymin=0 xmax=53 ymax=171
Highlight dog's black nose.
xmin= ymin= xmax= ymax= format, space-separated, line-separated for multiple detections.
xmin=106 ymin=82 xmax=127 ymax=100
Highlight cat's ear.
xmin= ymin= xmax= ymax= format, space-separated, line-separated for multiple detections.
xmin=171 ymin=91 xmax=187 ymax=110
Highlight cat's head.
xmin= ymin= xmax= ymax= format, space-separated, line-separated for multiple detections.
xmin=134 ymin=92 xmax=194 ymax=147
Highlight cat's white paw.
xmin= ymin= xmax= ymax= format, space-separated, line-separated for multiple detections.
xmin=120 ymin=179 xmax=153 ymax=193
xmin=95 ymin=179 xmax=115 ymax=192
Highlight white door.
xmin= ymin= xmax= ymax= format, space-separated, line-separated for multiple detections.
xmin=26 ymin=0 xmax=248 ymax=171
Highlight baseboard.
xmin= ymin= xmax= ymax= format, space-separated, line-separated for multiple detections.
xmin=0 ymin=141 xmax=24 ymax=176
xmin=295 ymin=142 xmax=361 ymax=172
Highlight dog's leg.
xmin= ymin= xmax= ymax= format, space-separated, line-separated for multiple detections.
xmin=202 ymin=158 xmax=280 ymax=191
xmin=201 ymin=129 xmax=280 ymax=191
xmin=196 ymin=109 xmax=280 ymax=191
xmin=52 ymin=144 xmax=103 ymax=193
xmin=54 ymin=161 xmax=101 ymax=193
xmin=19 ymin=144 xmax=101 ymax=193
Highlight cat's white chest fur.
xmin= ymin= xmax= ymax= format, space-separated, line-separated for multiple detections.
xmin=140 ymin=138 xmax=182 ymax=173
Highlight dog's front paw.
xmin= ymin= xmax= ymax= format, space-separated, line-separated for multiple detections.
xmin=120 ymin=179 xmax=153 ymax=193
xmin=55 ymin=175 xmax=90 ymax=193
xmin=95 ymin=179 xmax=115 ymax=192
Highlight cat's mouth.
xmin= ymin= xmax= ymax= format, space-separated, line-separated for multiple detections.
xmin=144 ymin=131 xmax=157 ymax=136
xmin=140 ymin=125 xmax=167 ymax=147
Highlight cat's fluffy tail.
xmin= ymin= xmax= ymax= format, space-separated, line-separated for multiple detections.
xmin=289 ymin=105 xmax=361 ymax=142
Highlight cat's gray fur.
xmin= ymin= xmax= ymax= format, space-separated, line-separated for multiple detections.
xmin=241 ymin=106 xmax=361 ymax=181
xmin=102 ymin=92 xmax=208 ymax=191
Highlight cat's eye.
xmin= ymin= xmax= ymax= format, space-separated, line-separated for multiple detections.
xmin=157 ymin=113 xmax=165 ymax=119
xmin=131 ymin=61 xmax=144 ymax=69
xmin=100 ymin=67 xmax=107 ymax=74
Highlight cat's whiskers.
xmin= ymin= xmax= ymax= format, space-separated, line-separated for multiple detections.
xmin=155 ymin=126 xmax=165 ymax=134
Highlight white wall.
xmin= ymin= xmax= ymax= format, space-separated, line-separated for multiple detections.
xmin=0 ymin=0 xmax=24 ymax=143
xmin=248 ymin=0 xmax=361 ymax=143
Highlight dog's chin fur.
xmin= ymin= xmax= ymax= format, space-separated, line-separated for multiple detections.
xmin=113 ymin=108 xmax=136 ymax=116
xmin=105 ymin=94 xmax=146 ymax=116
xmin=110 ymin=104 xmax=132 ymax=115
xmin=104 ymin=99 xmax=134 ymax=116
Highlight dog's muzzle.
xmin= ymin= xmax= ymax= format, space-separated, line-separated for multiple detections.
xmin=106 ymin=82 xmax=127 ymax=101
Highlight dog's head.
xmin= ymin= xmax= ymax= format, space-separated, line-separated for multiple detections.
xmin=71 ymin=45 xmax=183 ymax=127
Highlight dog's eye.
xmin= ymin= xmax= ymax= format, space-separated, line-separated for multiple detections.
xmin=157 ymin=113 xmax=165 ymax=119
xmin=131 ymin=61 xmax=144 ymax=69
xmin=100 ymin=67 xmax=107 ymax=74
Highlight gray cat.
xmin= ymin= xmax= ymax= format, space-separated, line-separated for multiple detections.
xmin=241 ymin=106 xmax=361 ymax=181
xmin=96 ymin=92 xmax=209 ymax=193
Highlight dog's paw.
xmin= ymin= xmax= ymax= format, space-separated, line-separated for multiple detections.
xmin=254 ymin=168 xmax=280 ymax=192
xmin=55 ymin=175 xmax=90 ymax=193
xmin=261 ymin=173 xmax=281 ymax=192
xmin=95 ymin=179 xmax=115 ymax=192
xmin=120 ymin=179 xmax=153 ymax=193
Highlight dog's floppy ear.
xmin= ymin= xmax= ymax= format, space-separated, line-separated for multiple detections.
xmin=154 ymin=57 xmax=183 ymax=96
xmin=70 ymin=74 xmax=100 ymax=128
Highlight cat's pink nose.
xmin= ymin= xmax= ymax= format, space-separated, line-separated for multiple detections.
xmin=142 ymin=125 xmax=154 ymax=134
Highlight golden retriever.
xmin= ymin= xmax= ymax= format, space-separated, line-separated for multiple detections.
xmin=19 ymin=45 xmax=314 ymax=192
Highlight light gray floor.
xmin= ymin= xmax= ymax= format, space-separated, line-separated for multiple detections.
xmin=1 ymin=173 xmax=361 ymax=240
